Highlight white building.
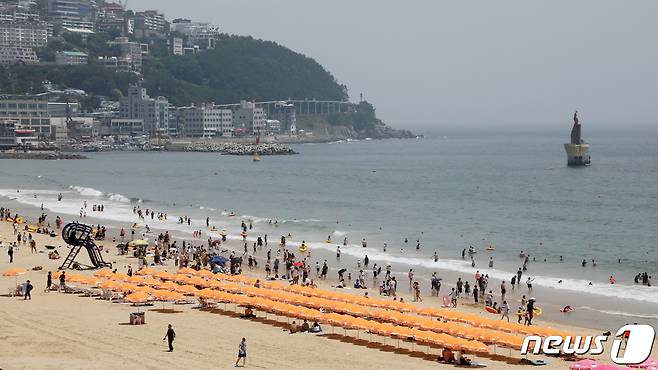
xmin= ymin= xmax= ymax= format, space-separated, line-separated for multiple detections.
xmin=0 ymin=3 xmax=40 ymax=22
xmin=0 ymin=46 xmax=39 ymax=64
xmin=47 ymin=101 xmax=79 ymax=117
xmin=178 ymin=104 xmax=233 ymax=138
xmin=266 ymin=119 xmax=281 ymax=133
xmin=47 ymin=0 xmax=95 ymax=32
xmin=171 ymin=37 xmax=183 ymax=55
xmin=234 ymin=101 xmax=266 ymax=135
xmin=119 ymin=86 xmax=169 ymax=136
xmin=0 ymin=97 xmax=51 ymax=138
xmin=170 ymin=19 xmax=220 ymax=50
xmin=105 ymin=118 xmax=144 ymax=136
xmin=0 ymin=21 xmax=47 ymax=48
xmin=55 ymin=50 xmax=88 ymax=65
xmin=134 ymin=10 xmax=168 ymax=38
xmin=98 ymin=55 xmax=132 ymax=72
xmin=108 ymin=37 xmax=148 ymax=71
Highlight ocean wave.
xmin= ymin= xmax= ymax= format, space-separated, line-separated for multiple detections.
xmin=578 ymin=306 xmax=658 ymax=320
xmin=70 ymin=186 xmax=104 ymax=197
xmin=108 ymin=193 xmax=130 ymax=203
xmin=280 ymin=218 xmax=322 ymax=224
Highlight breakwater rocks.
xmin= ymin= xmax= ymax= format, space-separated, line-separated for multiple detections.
xmin=0 ymin=151 xmax=87 ymax=160
xmin=183 ymin=142 xmax=298 ymax=155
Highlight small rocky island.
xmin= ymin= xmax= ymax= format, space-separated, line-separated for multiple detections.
xmin=182 ymin=142 xmax=297 ymax=155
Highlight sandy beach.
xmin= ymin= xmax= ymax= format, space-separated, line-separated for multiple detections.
xmin=0 ymin=210 xmax=654 ymax=370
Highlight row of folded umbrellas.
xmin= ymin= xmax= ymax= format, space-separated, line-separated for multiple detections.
xmin=52 ymin=268 xmax=575 ymax=350
xmin=56 ymin=270 xmax=490 ymax=354
xmin=169 ymin=268 xmax=573 ymax=338
xmin=6 ymin=267 xmax=573 ymax=343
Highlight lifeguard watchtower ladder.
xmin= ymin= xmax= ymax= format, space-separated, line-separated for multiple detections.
xmin=59 ymin=222 xmax=112 ymax=270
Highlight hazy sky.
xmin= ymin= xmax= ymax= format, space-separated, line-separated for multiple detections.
xmin=131 ymin=0 xmax=658 ymax=129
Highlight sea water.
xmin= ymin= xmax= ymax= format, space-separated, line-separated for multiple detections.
xmin=0 ymin=127 xmax=656 ymax=329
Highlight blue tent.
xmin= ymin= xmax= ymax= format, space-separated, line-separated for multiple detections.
xmin=210 ymin=255 xmax=228 ymax=267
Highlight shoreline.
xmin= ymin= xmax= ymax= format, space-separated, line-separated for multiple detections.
xmin=1 ymin=205 xmax=656 ymax=369
xmin=1 ymin=187 xmax=657 ymax=331
xmin=3 ymin=197 xmax=656 ymax=328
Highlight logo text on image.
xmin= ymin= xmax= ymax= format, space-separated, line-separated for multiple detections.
xmin=520 ymin=324 xmax=655 ymax=365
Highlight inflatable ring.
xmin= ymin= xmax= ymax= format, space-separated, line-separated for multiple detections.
xmin=240 ymin=232 xmax=247 ymax=237
xmin=486 ymin=245 xmax=495 ymax=251
xmin=516 ymin=310 xmax=525 ymax=317
xmin=211 ymin=226 xmax=217 ymax=231
xmin=533 ymin=307 xmax=542 ymax=317
xmin=228 ymin=213 xmax=236 ymax=217
xmin=484 ymin=306 xmax=498 ymax=314
xmin=325 ymin=240 xmax=332 ymax=244
xmin=299 ymin=245 xmax=308 ymax=253
xmin=27 ymin=226 xmax=38 ymax=233
xmin=15 ymin=217 xmax=24 ymax=224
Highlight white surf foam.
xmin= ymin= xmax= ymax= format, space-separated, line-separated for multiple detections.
xmin=70 ymin=186 xmax=104 ymax=197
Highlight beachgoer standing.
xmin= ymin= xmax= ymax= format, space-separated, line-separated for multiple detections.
xmin=59 ymin=271 xmax=66 ymax=291
xmin=235 ymin=337 xmax=247 ymax=367
xmin=8 ymin=245 xmax=13 ymax=263
xmin=500 ymin=300 xmax=510 ymax=322
xmin=46 ymin=271 xmax=52 ymax=292
xmin=24 ymin=280 xmax=33 ymax=300
xmin=525 ymin=299 xmax=535 ymax=326
xmin=163 ymin=324 xmax=176 ymax=352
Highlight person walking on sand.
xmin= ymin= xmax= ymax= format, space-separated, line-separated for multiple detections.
xmin=24 ymin=280 xmax=33 ymax=300
xmin=235 ymin=337 xmax=247 ymax=367
xmin=8 ymin=244 xmax=14 ymax=263
xmin=163 ymin=324 xmax=176 ymax=352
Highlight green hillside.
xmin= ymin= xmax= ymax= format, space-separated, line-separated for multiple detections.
xmin=144 ymin=35 xmax=348 ymax=106
xmin=0 ymin=33 xmax=347 ymax=107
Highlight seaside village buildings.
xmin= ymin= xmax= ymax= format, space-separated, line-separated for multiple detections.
xmin=0 ymin=0 xmax=303 ymax=148
xmin=0 ymin=85 xmax=294 ymax=149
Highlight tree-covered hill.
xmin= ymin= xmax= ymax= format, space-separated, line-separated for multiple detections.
xmin=144 ymin=35 xmax=348 ymax=106
xmin=0 ymin=34 xmax=347 ymax=107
